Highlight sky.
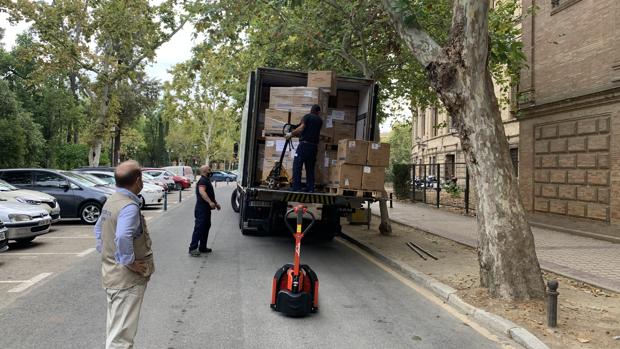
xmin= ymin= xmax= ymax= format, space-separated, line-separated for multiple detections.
xmin=1 ymin=14 xmax=393 ymax=133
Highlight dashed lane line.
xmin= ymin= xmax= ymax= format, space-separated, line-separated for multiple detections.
xmin=37 ymin=236 xmax=93 ymax=239
xmin=1 ymin=247 xmax=96 ymax=257
xmin=7 ymin=273 xmax=52 ymax=293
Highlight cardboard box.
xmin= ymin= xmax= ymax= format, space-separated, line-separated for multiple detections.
xmin=337 ymin=139 xmax=368 ymax=165
xmin=362 ymin=166 xmax=385 ymax=191
xmin=367 ymin=142 xmax=390 ymax=167
xmin=263 ymin=109 xmax=306 ymax=135
xmin=337 ymin=90 xmax=359 ymax=108
xmin=269 ymin=87 xmax=328 ymax=115
xmin=307 ymin=71 xmax=337 ymax=96
xmin=323 ymin=118 xmax=355 ymax=143
xmin=328 ymin=108 xmax=357 ymax=124
xmin=264 ymin=136 xmax=299 ymax=160
xmin=330 ymin=162 xmax=363 ymax=189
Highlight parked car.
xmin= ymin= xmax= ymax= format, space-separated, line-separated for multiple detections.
xmin=210 ymin=171 xmax=237 ymax=183
xmin=0 ymin=220 xmax=8 ymax=252
xmin=142 ymin=169 xmax=176 ymax=191
xmin=163 ymin=166 xmax=195 ymax=182
xmin=0 ymin=179 xmax=61 ymax=223
xmin=142 ymin=173 xmax=168 ymax=191
xmin=0 ymin=200 xmax=52 ymax=243
xmin=0 ymin=169 xmax=110 ymax=224
xmin=75 ymin=170 xmax=165 ymax=208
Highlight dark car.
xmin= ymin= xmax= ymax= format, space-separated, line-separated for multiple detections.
xmin=0 ymin=169 xmax=110 ymax=225
xmin=210 ymin=171 xmax=237 ymax=183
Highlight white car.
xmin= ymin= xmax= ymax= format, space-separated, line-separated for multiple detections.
xmin=0 ymin=179 xmax=61 ymax=223
xmin=0 ymin=201 xmax=52 ymax=243
xmin=74 ymin=171 xmax=165 ymax=208
xmin=142 ymin=169 xmax=176 ymax=191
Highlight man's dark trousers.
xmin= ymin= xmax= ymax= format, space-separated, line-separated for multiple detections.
xmin=292 ymin=142 xmax=318 ymax=192
xmin=189 ymin=206 xmax=211 ymax=251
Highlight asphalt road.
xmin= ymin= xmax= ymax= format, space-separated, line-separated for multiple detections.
xmin=0 ymin=185 xmax=511 ymax=349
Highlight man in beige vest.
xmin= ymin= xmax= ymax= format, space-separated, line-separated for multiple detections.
xmin=94 ymin=160 xmax=154 ymax=349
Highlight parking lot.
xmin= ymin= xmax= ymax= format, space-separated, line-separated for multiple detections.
xmin=0 ymin=188 xmax=195 ymax=310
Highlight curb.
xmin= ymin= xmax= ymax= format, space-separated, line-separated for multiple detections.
xmin=339 ymin=231 xmax=550 ymax=349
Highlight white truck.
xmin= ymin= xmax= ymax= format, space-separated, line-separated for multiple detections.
xmin=231 ymin=68 xmax=381 ymax=239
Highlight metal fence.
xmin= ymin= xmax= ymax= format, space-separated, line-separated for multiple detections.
xmin=396 ymin=162 xmax=478 ymax=215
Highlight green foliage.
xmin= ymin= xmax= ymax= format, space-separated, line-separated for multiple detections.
xmin=392 ymin=164 xmax=411 ymax=200
xmin=388 ymin=122 xmax=412 ymax=166
xmin=442 ymin=181 xmax=462 ymax=199
xmin=53 ymin=143 xmax=89 ymax=170
xmin=0 ymin=80 xmax=45 ymax=168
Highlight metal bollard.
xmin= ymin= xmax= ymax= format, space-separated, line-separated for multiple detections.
xmin=547 ymin=280 xmax=559 ymax=327
xmin=179 ymin=188 xmax=182 ymax=203
xmin=164 ymin=191 xmax=168 ymax=211
xmin=389 ymin=192 xmax=393 ymax=208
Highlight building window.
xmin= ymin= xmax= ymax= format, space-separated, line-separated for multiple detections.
xmin=444 ymin=154 xmax=455 ymax=180
xmin=510 ymin=148 xmax=519 ymax=177
xmin=431 ymin=108 xmax=438 ymax=137
xmin=550 ymin=0 xmax=582 ymax=15
xmin=420 ymin=110 xmax=426 ymax=136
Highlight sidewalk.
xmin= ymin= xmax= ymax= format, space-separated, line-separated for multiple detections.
xmin=371 ymin=200 xmax=620 ymax=293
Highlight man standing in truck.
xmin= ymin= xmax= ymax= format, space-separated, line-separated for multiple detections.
xmin=285 ymin=104 xmax=323 ymax=192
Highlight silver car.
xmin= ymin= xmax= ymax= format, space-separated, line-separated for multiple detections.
xmin=0 ymin=220 xmax=8 ymax=252
xmin=0 ymin=201 xmax=52 ymax=243
xmin=0 ymin=179 xmax=61 ymax=223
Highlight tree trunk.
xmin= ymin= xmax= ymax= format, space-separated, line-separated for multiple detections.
xmin=113 ymin=125 xmax=121 ymax=166
xmin=382 ymin=0 xmax=545 ymax=300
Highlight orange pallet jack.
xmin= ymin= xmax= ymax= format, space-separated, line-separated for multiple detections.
xmin=270 ymin=205 xmax=319 ymax=317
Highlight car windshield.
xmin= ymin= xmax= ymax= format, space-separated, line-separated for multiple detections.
xmin=80 ymin=173 xmax=112 ymax=185
xmin=0 ymin=179 xmax=18 ymax=191
xmin=164 ymin=171 xmax=175 ymax=177
xmin=61 ymin=171 xmax=97 ymax=187
xmin=142 ymin=173 xmax=155 ymax=180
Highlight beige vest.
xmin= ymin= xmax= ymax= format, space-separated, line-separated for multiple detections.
xmin=100 ymin=192 xmax=154 ymax=289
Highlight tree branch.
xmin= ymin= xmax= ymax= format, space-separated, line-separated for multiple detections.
xmin=381 ymin=0 xmax=441 ymax=67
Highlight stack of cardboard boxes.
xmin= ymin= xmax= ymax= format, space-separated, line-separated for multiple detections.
xmin=260 ymin=71 xmax=337 ymax=183
xmin=257 ymin=70 xmax=389 ymax=193
xmin=328 ymin=139 xmax=390 ymax=193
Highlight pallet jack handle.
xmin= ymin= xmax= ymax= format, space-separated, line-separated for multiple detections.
xmin=285 ymin=205 xmax=315 ymax=279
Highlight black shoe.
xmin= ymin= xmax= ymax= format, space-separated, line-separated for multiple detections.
xmin=189 ymin=249 xmax=201 ymax=257
xmin=199 ymin=247 xmax=212 ymax=253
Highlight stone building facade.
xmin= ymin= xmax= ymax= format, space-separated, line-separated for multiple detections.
xmin=410 ymin=93 xmax=519 ymax=182
xmin=518 ymin=0 xmax=620 ymax=225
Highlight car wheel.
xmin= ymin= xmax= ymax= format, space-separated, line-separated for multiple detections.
xmin=226 ymin=177 xmax=232 ymax=183
xmin=231 ymin=188 xmax=241 ymax=213
xmin=80 ymin=202 xmax=102 ymax=225
xmin=174 ymin=183 xmax=181 ymax=191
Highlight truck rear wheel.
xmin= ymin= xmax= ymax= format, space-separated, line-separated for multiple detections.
xmin=231 ymin=188 xmax=241 ymax=213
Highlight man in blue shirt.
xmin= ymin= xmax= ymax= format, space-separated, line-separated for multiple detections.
xmin=95 ymin=160 xmax=154 ymax=349
xmin=286 ymin=104 xmax=323 ymax=192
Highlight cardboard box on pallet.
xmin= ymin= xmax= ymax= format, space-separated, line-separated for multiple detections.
xmin=323 ymin=118 xmax=355 ymax=144
xmin=329 ymin=162 xmax=363 ymax=189
xmin=307 ymin=71 xmax=337 ymax=96
xmin=361 ymin=166 xmax=385 ymax=192
xmin=269 ymin=87 xmax=328 ymax=115
xmin=337 ymin=139 xmax=368 ymax=165
xmin=263 ymin=109 xmax=306 ymax=135
xmin=328 ymin=108 xmax=357 ymax=124
xmin=336 ymin=90 xmax=359 ymax=108
xmin=367 ymin=142 xmax=390 ymax=167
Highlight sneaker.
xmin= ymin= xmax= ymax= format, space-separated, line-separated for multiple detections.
xmin=199 ymin=247 xmax=212 ymax=253
xmin=189 ymin=249 xmax=201 ymax=257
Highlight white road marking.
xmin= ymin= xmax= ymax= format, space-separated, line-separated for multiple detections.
xmin=0 ymin=280 xmax=28 ymax=284
xmin=339 ymin=239 xmax=516 ymax=349
xmin=1 ymin=252 xmax=87 ymax=256
xmin=8 ymin=272 xmax=52 ymax=293
xmin=37 ymin=236 xmax=93 ymax=239
xmin=76 ymin=248 xmax=95 ymax=257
